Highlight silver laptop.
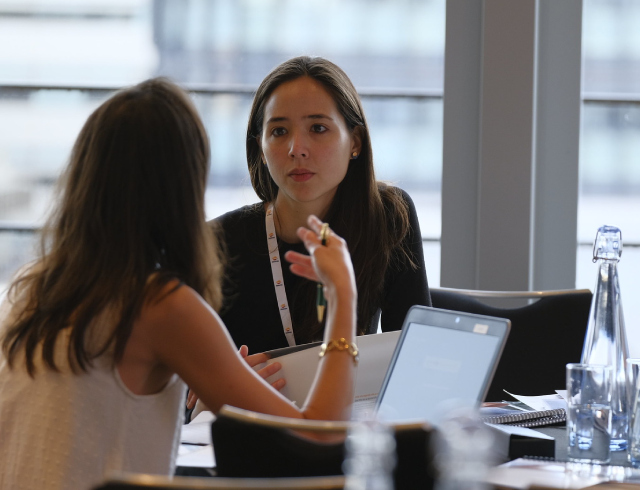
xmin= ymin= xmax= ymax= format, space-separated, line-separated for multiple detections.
xmin=375 ymin=305 xmax=510 ymax=424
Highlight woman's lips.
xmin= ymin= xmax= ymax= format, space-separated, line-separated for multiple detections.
xmin=289 ymin=169 xmax=315 ymax=182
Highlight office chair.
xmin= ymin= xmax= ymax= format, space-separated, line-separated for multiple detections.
xmin=94 ymin=473 xmax=345 ymax=489
xmin=430 ymin=287 xmax=592 ymax=401
xmin=211 ymin=405 xmax=437 ymax=490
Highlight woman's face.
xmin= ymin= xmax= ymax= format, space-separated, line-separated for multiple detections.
xmin=258 ymin=76 xmax=361 ymax=213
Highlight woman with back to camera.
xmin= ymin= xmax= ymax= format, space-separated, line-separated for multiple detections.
xmin=0 ymin=78 xmax=359 ymax=490
xmin=215 ymin=56 xmax=431 ymax=354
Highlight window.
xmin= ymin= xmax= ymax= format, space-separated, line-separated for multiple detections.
xmin=578 ymin=0 xmax=640 ymax=342
xmin=0 ymin=0 xmax=446 ymax=291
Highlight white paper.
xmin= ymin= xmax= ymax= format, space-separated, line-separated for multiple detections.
xmin=180 ymin=411 xmax=216 ymax=445
xmin=504 ymin=391 xmax=567 ymax=411
xmin=262 ymin=346 xmax=318 ymax=405
xmin=191 ymin=411 xmax=215 ymax=424
xmin=176 ymin=444 xmax=215 ymax=468
xmin=263 ymin=330 xmax=401 ymax=411
xmin=487 ymin=460 xmax=603 ymax=490
xmin=486 ymin=423 xmax=555 ymax=440
xmin=480 ymin=405 xmax=526 ymax=416
xmin=486 ymin=424 xmax=555 ymax=464
xmin=490 ymin=458 xmax=640 ymax=489
xmin=555 ymin=389 xmax=568 ymax=400
xmin=353 ymin=331 xmax=402 ymax=404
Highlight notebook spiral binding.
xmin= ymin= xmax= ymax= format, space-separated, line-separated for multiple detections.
xmin=522 ymin=455 xmax=558 ymax=462
xmin=483 ymin=408 xmax=566 ymax=428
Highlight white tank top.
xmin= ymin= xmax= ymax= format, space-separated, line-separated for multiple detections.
xmin=0 ymin=315 xmax=186 ymax=490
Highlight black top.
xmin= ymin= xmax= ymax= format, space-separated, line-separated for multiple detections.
xmin=213 ymin=190 xmax=431 ymax=353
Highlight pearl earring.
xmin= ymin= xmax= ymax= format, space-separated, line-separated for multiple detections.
xmin=351 ymin=152 xmax=358 ymax=160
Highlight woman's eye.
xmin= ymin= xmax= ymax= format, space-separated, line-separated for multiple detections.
xmin=271 ymin=127 xmax=286 ymax=137
xmin=311 ymin=124 xmax=327 ymax=133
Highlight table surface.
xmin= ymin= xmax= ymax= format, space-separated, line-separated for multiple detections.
xmin=486 ymin=426 xmax=640 ymax=489
xmin=536 ymin=426 xmax=632 ymax=467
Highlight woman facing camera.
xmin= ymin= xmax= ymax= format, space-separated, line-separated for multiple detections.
xmin=0 ymin=78 xmax=358 ymax=490
xmin=216 ymin=56 xmax=431 ymax=353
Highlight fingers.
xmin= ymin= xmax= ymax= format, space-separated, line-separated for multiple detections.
xmin=244 ymin=352 xmax=270 ymax=368
xmin=285 ymin=215 xmax=332 ymax=282
xmin=287 ymin=214 xmax=354 ymax=296
xmin=240 ymin=345 xmax=272 ymax=368
xmin=256 ymin=360 xmax=285 ymax=391
xmin=306 ymin=215 xmax=324 ymax=235
xmin=294 ymin=215 xmax=326 ymax=253
xmin=271 ymin=377 xmax=286 ymax=391
xmin=284 ymin=250 xmax=318 ymax=282
xmin=295 ymin=229 xmax=321 ymax=254
xmin=238 ymin=344 xmax=249 ymax=358
xmin=256 ymin=361 xmax=281 ymax=379
xmin=261 ymin=363 xmax=285 ymax=392
xmin=186 ymin=389 xmax=198 ymax=409
xmin=284 ymin=250 xmax=313 ymax=268
xmin=288 ymin=263 xmax=319 ymax=282
xmin=304 ymin=215 xmax=343 ymax=250
xmin=292 ymin=215 xmax=342 ymax=255
xmin=239 ymin=345 xmax=285 ymax=392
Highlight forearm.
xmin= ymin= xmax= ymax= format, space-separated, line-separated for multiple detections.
xmin=300 ymin=283 xmax=357 ymax=421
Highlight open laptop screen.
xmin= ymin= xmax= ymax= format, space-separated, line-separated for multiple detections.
xmin=375 ymin=306 xmax=509 ymax=424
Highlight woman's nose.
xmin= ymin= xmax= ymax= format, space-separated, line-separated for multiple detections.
xmin=288 ymin=131 xmax=309 ymax=158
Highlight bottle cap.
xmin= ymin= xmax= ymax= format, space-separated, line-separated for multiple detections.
xmin=592 ymin=225 xmax=622 ymax=262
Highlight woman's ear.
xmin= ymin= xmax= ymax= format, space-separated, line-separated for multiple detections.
xmin=350 ymin=126 xmax=363 ymax=157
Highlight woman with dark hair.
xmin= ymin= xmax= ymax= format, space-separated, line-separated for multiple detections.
xmin=0 ymin=78 xmax=358 ymax=490
xmin=216 ymin=56 xmax=431 ymax=353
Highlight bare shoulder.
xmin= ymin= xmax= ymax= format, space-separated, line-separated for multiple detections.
xmin=141 ymin=280 xmax=214 ymax=327
xmin=129 ymin=278 xmax=240 ymax=395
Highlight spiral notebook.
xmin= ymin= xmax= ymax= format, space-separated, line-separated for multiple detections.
xmin=482 ymin=408 xmax=566 ymax=428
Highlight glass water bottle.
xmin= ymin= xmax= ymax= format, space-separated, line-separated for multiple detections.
xmin=344 ymin=418 xmax=396 ymax=490
xmin=581 ymin=225 xmax=629 ymax=451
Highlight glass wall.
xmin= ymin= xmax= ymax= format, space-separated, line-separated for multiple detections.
xmin=579 ymin=0 xmax=640 ymax=353
xmin=0 ymin=0 xmax=446 ymax=293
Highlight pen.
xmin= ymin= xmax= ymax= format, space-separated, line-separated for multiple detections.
xmin=317 ymin=223 xmax=329 ymax=322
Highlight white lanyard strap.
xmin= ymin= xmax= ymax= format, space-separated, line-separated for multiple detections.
xmin=265 ymin=203 xmax=296 ymax=346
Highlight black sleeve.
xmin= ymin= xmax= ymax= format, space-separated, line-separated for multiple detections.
xmin=380 ymin=190 xmax=432 ymax=332
xmin=213 ymin=204 xmax=292 ymax=353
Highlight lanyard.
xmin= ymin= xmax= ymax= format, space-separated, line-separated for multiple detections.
xmin=265 ymin=203 xmax=296 ymax=346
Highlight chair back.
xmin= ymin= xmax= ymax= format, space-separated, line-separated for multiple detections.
xmin=94 ymin=473 xmax=345 ymax=489
xmin=430 ymin=288 xmax=592 ymax=401
xmin=211 ymin=406 xmax=437 ymax=490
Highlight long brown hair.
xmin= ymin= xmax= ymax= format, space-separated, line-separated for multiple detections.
xmin=246 ymin=56 xmax=414 ymax=341
xmin=2 ymin=78 xmax=223 ymax=375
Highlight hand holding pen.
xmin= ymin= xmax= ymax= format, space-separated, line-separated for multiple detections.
xmin=284 ymin=215 xmax=357 ymax=320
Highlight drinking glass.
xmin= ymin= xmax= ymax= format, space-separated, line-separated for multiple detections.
xmin=627 ymin=358 xmax=640 ymax=466
xmin=566 ymin=363 xmax=612 ymax=464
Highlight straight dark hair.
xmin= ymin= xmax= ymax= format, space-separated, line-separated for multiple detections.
xmin=246 ymin=56 xmax=415 ymax=341
xmin=2 ymin=78 xmax=223 ymax=375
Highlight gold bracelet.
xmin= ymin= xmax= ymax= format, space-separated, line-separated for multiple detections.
xmin=318 ymin=338 xmax=359 ymax=365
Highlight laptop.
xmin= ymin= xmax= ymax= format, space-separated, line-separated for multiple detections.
xmin=374 ymin=305 xmax=510 ymax=425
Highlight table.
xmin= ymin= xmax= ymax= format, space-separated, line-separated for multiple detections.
xmin=178 ymin=415 xmax=640 ymax=489
xmin=535 ymin=427 xmax=631 ymax=467
xmin=487 ymin=427 xmax=640 ymax=489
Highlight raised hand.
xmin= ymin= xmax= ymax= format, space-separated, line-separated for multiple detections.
xmin=284 ymin=215 xmax=356 ymax=299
